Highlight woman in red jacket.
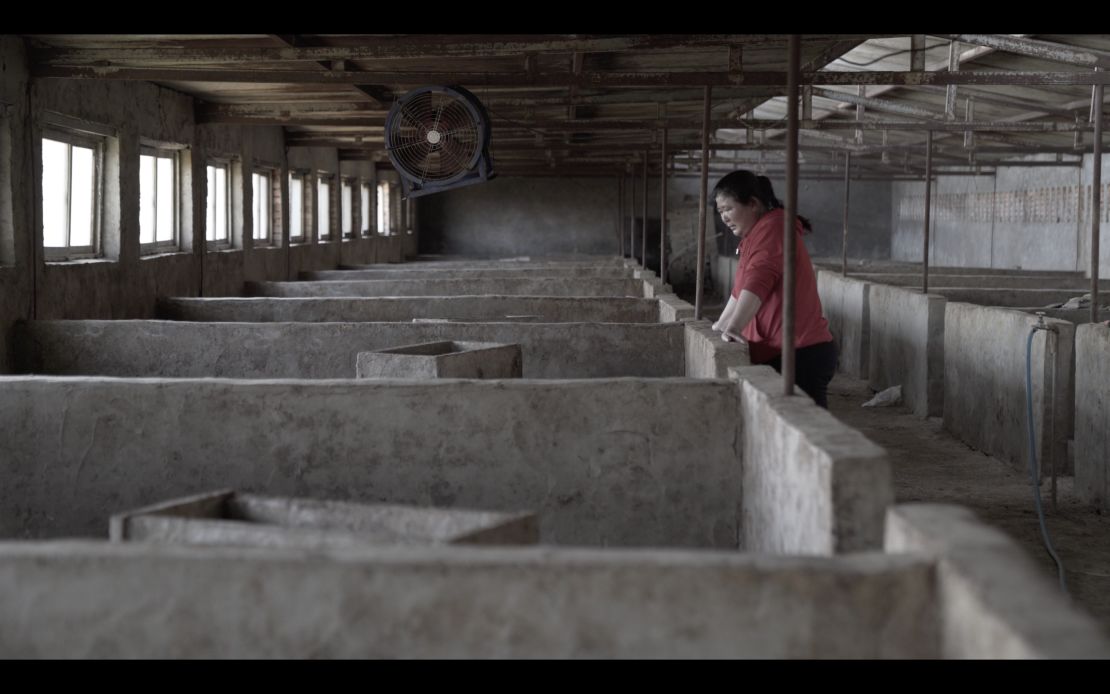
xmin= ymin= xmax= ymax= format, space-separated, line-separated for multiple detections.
xmin=710 ymin=170 xmax=838 ymax=408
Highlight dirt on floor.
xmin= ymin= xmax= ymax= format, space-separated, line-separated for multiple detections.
xmin=827 ymin=374 xmax=1110 ymax=633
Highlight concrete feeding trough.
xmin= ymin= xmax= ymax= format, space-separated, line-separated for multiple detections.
xmin=356 ymin=340 xmax=523 ymax=379
xmin=110 ymin=490 xmax=539 ymax=549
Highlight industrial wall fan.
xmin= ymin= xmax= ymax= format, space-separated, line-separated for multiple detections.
xmin=384 ymin=85 xmax=495 ymax=198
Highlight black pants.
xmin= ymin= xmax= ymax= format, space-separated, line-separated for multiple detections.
xmin=761 ymin=341 xmax=838 ymax=409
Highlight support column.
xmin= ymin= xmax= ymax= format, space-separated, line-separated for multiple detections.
xmin=842 ymin=152 xmax=851 ymax=276
xmin=782 ymin=34 xmax=801 ymax=396
xmin=1091 ymin=77 xmax=1104 ymax=322
xmin=641 ymin=149 xmax=648 ymax=269
xmin=694 ymin=86 xmax=712 ymax=320
xmin=923 ymin=130 xmax=934 ymax=294
xmin=660 ymin=129 xmax=668 ymax=284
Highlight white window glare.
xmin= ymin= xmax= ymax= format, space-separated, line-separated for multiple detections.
xmin=42 ymin=134 xmax=100 ymax=257
xmin=360 ymin=183 xmax=371 ymax=236
xmin=341 ymin=179 xmax=353 ymax=236
xmin=41 ymin=138 xmax=69 ymax=248
xmin=139 ymin=154 xmax=155 ymax=244
xmin=139 ymin=149 xmax=177 ymax=249
xmin=318 ymin=176 xmax=331 ymax=240
xmin=206 ymin=164 xmax=229 ymax=243
xmin=156 ymin=156 xmax=174 ymax=242
xmin=377 ymin=182 xmax=390 ymax=235
xmin=289 ymin=173 xmax=304 ymax=241
xmin=69 ymin=146 xmax=95 ymax=247
xmin=252 ymin=171 xmax=271 ymax=242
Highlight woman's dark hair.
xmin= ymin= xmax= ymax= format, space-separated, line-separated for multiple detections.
xmin=712 ymin=170 xmax=813 ymax=233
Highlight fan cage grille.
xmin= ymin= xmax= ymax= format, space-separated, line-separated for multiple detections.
xmin=387 ymin=89 xmax=484 ymax=184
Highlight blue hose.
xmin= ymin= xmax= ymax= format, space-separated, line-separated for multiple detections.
xmin=1025 ymin=327 xmax=1068 ymax=595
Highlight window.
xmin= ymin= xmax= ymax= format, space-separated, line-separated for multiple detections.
xmin=206 ymin=161 xmax=230 ymax=248
xmin=41 ymin=130 xmax=103 ymax=260
xmin=252 ymin=170 xmax=273 ymax=245
xmin=360 ymin=181 xmax=372 ymax=237
xmin=289 ymin=171 xmax=305 ymax=243
xmin=377 ymin=181 xmax=390 ymax=235
xmin=341 ymin=178 xmax=354 ymax=238
xmin=139 ymin=146 xmax=179 ymax=253
xmin=317 ymin=174 xmax=332 ymax=242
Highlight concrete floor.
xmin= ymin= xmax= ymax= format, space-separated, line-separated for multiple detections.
xmin=828 ymin=374 xmax=1110 ymax=634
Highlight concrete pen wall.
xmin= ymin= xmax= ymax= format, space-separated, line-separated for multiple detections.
xmin=0 ymin=377 xmax=739 ymax=547
xmin=15 ymin=320 xmax=687 ymax=379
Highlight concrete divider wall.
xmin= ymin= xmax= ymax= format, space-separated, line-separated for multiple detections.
xmin=885 ymin=504 xmax=1110 ymax=659
xmin=16 ymin=320 xmax=686 ymax=379
xmin=731 ymin=365 xmax=894 ymax=555
xmin=848 ymin=273 xmax=1097 ymax=290
xmin=0 ymin=377 xmax=739 ymax=546
xmin=683 ymin=321 xmax=750 ymax=378
xmin=632 ymin=269 xmax=672 ymax=299
xmin=159 ymin=297 xmax=661 ymax=324
xmin=814 ymin=260 xmax=1080 ymax=277
xmin=1008 ymin=307 xmax=1110 ymax=324
xmin=657 ymin=294 xmax=696 ymax=323
xmin=305 ymin=267 xmax=632 ymax=280
xmin=934 ymin=287 xmax=1110 ymax=308
xmin=247 ymin=277 xmax=645 ymax=298
xmin=943 ymin=303 xmax=1074 ymax=474
xmin=0 ymin=542 xmax=938 ymax=658
xmin=868 ymin=284 xmax=946 ymax=417
xmin=816 ymin=271 xmax=871 ymax=379
xmin=383 ymin=257 xmax=625 ymax=270
xmin=1075 ymin=322 xmax=1110 ymax=511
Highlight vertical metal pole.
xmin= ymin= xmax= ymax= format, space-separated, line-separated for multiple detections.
xmin=617 ymin=176 xmax=624 ymax=257
xmin=782 ymin=35 xmax=800 ymax=397
xmin=660 ymin=129 xmax=668 ymax=284
xmin=842 ymin=151 xmax=851 ymax=276
xmin=1092 ymin=79 xmax=1103 ymax=323
xmin=629 ymin=167 xmax=636 ymax=261
xmin=1050 ymin=329 xmax=1059 ymax=512
xmin=642 ymin=149 xmax=648 ymax=269
xmin=923 ymin=130 xmax=934 ymax=294
xmin=694 ymin=85 xmax=712 ymax=320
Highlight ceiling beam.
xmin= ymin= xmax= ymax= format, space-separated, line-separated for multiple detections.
xmin=266 ymin=113 xmax=1107 ymax=133
xmin=32 ymin=35 xmax=887 ymax=65
xmin=913 ymin=84 xmax=1083 ymax=118
xmin=812 ymin=86 xmax=944 ymax=120
xmin=33 ymin=66 xmax=1110 ymax=87
xmin=820 ymin=38 xmax=1021 ymax=115
xmin=268 ymin=34 xmax=390 ymax=109
xmin=195 ymin=88 xmax=784 ymax=113
xmin=935 ymin=34 xmax=1110 ymax=71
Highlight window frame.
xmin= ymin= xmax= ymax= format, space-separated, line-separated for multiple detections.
xmin=317 ymin=172 xmax=334 ymax=242
xmin=288 ymin=170 xmax=307 ymax=244
xmin=341 ymin=176 xmax=355 ymax=239
xmin=138 ymin=144 xmax=181 ymax=255
xmin=205 ymin=159 xmax=232 ymax=250
xmin=251 ymin=167 xmax=276 ymax=247
xmin=41 ymin=126 xmax=104 ymax=261
xmin=376 ymin=181 xmax=391 ymax=236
